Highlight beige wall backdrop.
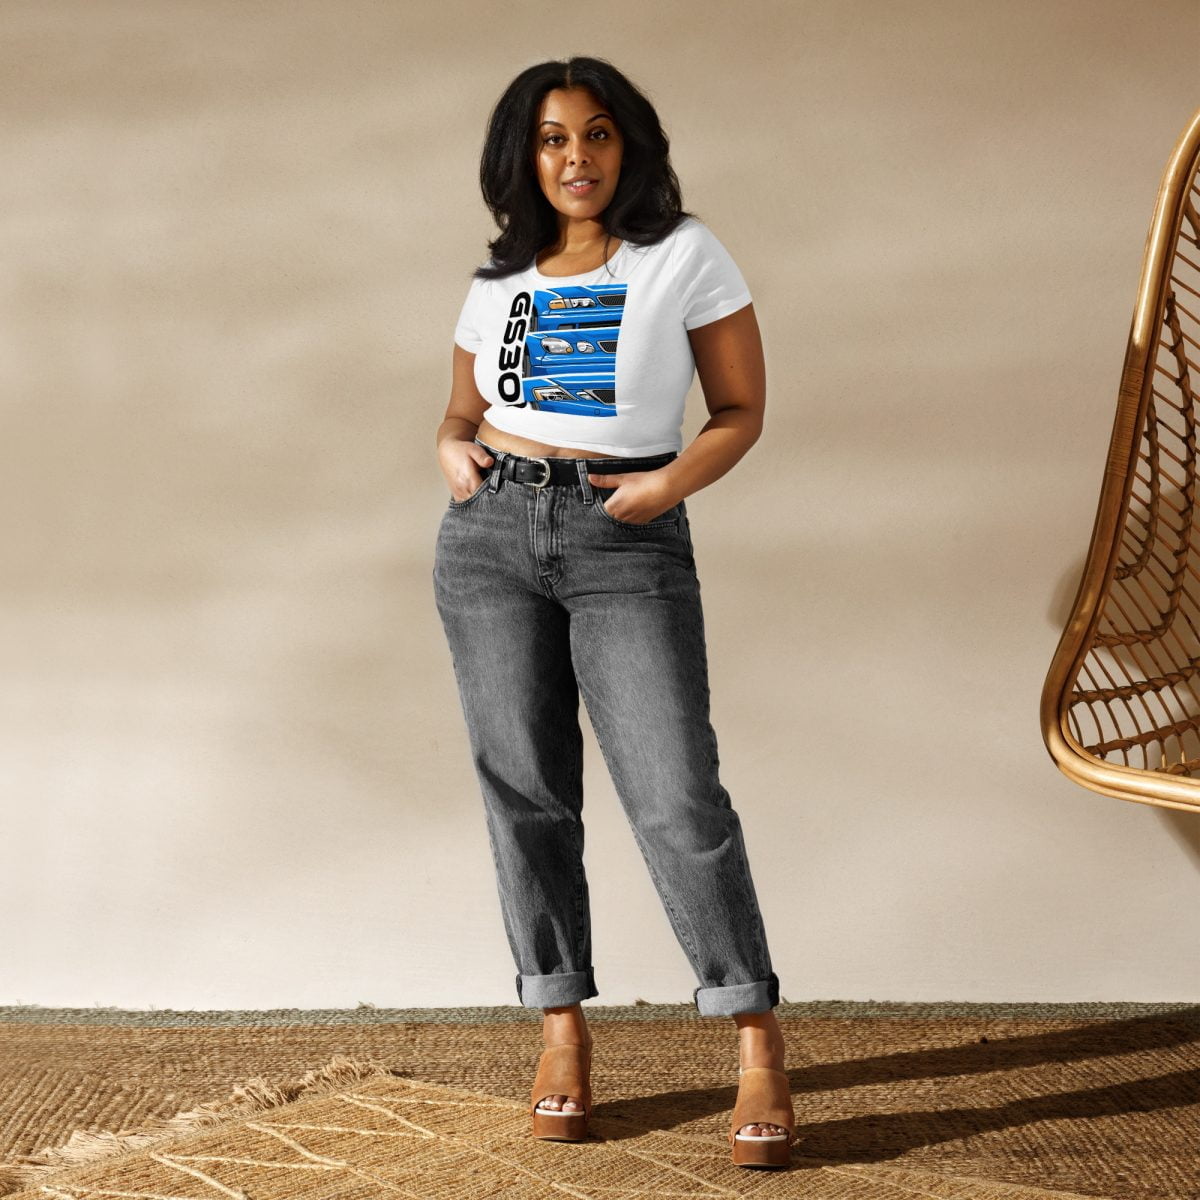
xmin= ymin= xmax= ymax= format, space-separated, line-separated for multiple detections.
xmin=5 ymin=1 xmax=1200 ymax=1009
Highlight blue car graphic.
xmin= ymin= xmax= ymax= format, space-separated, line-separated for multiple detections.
xmin=513 ymin=283 xmax=627 ymax=417
xmin=525 ymin=327 xmax=620 ymax=377
xmin=521 ymin=374 xmax=617 ymax=416
xmin=532 ymin=285 xmax=627 ymax=331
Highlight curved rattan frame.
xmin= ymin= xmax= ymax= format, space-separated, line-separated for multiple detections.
xmin=1041 ymin=108 xmax=1200 ymax=813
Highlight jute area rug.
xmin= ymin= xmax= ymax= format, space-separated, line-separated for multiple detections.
xmin=0 ymin=1002 xmax=1196 ymax=1199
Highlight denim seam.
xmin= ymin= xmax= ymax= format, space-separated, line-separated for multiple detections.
xmin=550 ymin=487 xmax=566 ymax=591
xmin=568 ymin=712 xmax=589 ymax=969
xmin=638 ymin=830 xmax=704 ymax=974
xmin=704 ymin=709 xmax=772 ymax=974
xmin=481 ymin=805 xmax=525 ymax=975
xmin=732 ymin=833 xmax=771 ymax=973
xmin=705 ymin=699 xmax=770 ymax=973
xmin=620 ymin=803 xmax=705 ymax=974
xmin=525 ymin=487 xmax=541 ymax=585
xmin=534 ymin=487 xmax=564 ymax=597
xmin=582 ymin=708 xmax=704 ymax=970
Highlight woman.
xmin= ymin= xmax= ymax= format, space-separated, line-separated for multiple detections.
xmin=433 ymin=56 xmax=796 ymax=1169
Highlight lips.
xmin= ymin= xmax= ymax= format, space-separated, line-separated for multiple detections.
xmin=564 ymin=178 xmax=598 ymax=194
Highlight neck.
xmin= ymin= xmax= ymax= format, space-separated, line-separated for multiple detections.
xmin=551 ymin=218 xmax=610 ymax=254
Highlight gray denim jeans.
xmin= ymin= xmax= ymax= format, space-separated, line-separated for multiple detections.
xmin=432 ymin=438 xmax=780 ymax=1017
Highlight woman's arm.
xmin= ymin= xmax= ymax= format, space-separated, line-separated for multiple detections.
xmin=437 ymin=344 xmax=496 ymax=499
xmin=586 ymin=302 xmax=765 ymax=521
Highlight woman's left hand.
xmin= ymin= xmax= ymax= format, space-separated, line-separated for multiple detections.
xmin=586 ymin=469 xmax=681 ymax=525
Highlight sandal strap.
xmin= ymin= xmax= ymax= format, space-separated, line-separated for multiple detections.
xmin=530 ymin=1043 xmax=593 ymax=1118
xmin=729 ymin=1066 xmax=795 ymax=1145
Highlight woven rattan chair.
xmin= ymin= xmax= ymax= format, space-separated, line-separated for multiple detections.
xmin=1042 ymin=108 xmax=1200 ymax=813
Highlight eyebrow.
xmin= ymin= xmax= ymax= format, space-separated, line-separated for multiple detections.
xmin=538 ymin=113 xmax=612 ymax=127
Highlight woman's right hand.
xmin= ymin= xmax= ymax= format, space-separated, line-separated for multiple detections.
xmin=439 ymin=436 xmax=495 ymax=502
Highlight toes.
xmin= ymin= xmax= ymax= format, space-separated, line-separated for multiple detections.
xmin=739 ymin=1122 xmax=784 ymax=1137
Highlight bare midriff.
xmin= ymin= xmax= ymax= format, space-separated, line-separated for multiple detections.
xmin=476 ymin=417 xmax=639 ymax=461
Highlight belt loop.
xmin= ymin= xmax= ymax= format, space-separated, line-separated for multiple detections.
xmin=488 ymin=450 xmax=508 ymax=492
xmin=575 ymin=457 xmax=594 ymax=504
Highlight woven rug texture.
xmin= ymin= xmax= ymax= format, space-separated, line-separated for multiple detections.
xmin=0 ymin=1003 xmax=1197 ymax=1199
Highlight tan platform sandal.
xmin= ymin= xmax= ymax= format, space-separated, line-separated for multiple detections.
xmin=530 ymin=1042 xmax=593 ymax=1142
xmin=729 ymin=1065 xmax=796 ymax=1168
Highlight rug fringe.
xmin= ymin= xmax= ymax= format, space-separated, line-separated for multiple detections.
xmin=0 ymin=1054 xmax=398 ymax=1195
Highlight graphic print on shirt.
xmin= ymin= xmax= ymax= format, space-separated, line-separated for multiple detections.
xmin=496 ymin=282 xmax=627 ymax=417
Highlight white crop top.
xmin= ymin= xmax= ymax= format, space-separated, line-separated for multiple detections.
xmin=453 ymin=215 xmax=752 ymax=456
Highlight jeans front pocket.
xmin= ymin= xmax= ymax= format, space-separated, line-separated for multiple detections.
xmin=591 ymin=485 xmax=681 ymax=531
xmin=447 ymin=471 xmax=492 ymax=509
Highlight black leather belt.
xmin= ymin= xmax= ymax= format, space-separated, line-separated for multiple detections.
xmin=478 ymin=442 xmax=677 ymax=489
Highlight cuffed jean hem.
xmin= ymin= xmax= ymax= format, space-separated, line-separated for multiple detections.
xmin=693 ymin=972 xmax=780 ymax=1016
xmin=516 ymin=967 xmax=599 ymax=1009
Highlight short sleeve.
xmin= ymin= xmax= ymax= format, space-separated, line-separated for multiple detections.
xmin=453 ymin=276 xmax=485 ymax=352
xmin=673 ymin=219 xmax=753 ymax=330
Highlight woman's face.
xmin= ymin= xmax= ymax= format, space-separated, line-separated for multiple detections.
xmin=532 ymin=86 xmax=623 ymax=223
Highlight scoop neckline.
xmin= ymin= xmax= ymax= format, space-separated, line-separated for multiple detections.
xmin=529 ymin=239 xmax=628 ymax=283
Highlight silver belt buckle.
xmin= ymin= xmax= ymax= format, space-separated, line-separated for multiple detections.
xmin=526 ymin=457 xmax=552 ymax=488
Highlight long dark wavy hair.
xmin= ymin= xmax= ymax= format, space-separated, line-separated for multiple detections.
xmin=470 ymin=56 xmax=695 ymax=281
